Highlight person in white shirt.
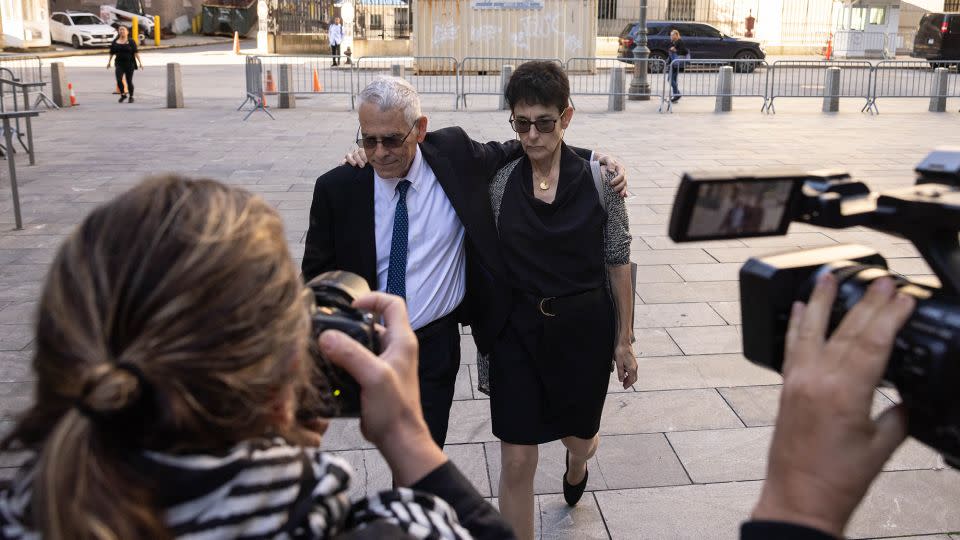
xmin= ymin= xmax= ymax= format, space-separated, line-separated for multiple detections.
xmin=329 ymin=17 xmax=343 ymax=66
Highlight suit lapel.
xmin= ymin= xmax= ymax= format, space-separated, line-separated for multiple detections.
xmin=419 ymin=141 xmax=468 ymax=219
xmin=353 ymin=167 xmax=379 ymax=288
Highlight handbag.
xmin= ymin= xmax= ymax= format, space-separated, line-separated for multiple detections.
xmin=476 ymin=160 xmax=637 ymax=396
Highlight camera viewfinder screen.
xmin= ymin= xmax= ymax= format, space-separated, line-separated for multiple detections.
xmin=686 ymin=180 xmax=794 ymax=238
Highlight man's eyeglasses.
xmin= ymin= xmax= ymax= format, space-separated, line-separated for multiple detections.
xmin=508 ymin=109 xmax=567 ymax=134
xmin=356 ymin=123 xmax=417 ymax=151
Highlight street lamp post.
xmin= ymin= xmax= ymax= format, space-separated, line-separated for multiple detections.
xmin=628 ymin=0 xmax=650 ymax=100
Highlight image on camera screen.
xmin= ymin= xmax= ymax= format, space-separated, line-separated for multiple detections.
xmin=686 ymin=180 xmax=794 ymax=238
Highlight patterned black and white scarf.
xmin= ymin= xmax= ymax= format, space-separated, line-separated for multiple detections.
xmin=0 ymin=438 xmax=472 ymax=539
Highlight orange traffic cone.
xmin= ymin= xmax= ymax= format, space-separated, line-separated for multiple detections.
xmin=68 ymin=83 xmax=78 ymax=106
xmin=265 ymin=70 xmax=277 ymax=93
xmin=312 ymin=68 xmax=323 ymax=92
xmin=233 ymin=31 xmax=240 ymax=55
xmin=825 ymin=33 xmax=833 ymax=60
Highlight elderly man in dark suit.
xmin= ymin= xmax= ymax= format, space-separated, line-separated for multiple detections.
xmin=303 ymin=76 xmax=624 ymax=448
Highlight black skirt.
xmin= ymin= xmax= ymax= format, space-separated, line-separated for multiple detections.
xmin=489 ymin=287 xmax=614 ymax=445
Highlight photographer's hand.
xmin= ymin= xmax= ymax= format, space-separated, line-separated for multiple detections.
xmin=751 ymin=274 xmax=914 ymax=537
xmin=318 ymin=292 xmax=446 ymax=487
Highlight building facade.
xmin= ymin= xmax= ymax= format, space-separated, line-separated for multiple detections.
xmin=598 ymin=0 xmax=951 ymax=54
xmin=2 ymin=0 xmax=51 ymax=49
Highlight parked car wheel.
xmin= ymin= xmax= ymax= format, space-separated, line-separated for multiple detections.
xmin=71 ymin=35 xmax=82 ymax=49
xmin=648 ymin=50 xmax=668 ymax=73
xmin=734 ymin=50 xmax=759 ymax=73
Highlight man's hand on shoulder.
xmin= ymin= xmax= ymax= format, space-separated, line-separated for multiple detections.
xmin=593 ymin=152 xmax=627 ymax=197
xmin=342 ymin=147 xmax=368 ymax=168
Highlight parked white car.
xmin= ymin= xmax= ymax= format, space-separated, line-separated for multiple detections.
xmin=50 ymin=11 xmax=117 ymax=49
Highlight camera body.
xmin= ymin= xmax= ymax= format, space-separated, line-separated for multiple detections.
xmin=668 ymin=148 xmax=960 ymax=468
xmin=305 ymin=271 xmax=380 ymax=418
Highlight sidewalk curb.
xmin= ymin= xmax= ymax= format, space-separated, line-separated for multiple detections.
xmin=5 ymin=37 xmax=237 ymax=60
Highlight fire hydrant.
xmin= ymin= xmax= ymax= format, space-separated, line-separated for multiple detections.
xmin=344 ymin=47 xmax=353 ymax=65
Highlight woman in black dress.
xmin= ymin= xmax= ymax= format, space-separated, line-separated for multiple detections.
xmin=107 ymin=26 xmax=142 ymax=103
xmin=488 ymin=61 xmax=636 ymax=539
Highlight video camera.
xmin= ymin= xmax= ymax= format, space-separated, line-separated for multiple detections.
xmin=668 ymin=148 xmax=960 ymax=468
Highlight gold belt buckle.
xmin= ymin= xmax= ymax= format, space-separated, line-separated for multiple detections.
xmin=539 ymin=297 xmax=557 ymax=317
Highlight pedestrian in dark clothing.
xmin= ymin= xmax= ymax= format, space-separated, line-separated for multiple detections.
xmin=107 ymin=26 xmax=142 ymax=103
xmin=668 ymin=29 xmax=689 ymax=102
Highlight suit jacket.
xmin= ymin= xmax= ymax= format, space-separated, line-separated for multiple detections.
xmin=302 ymin=126 xmax=591 ymax=353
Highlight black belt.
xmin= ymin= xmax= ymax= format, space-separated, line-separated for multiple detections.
xmin=415 ymin=310 xmax=458 ymax=341
xmin=520 ymin=287 xmax=604 ymax=318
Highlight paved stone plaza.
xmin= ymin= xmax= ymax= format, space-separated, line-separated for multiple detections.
xmin=1 ymin=44 xmax=959 ymax=539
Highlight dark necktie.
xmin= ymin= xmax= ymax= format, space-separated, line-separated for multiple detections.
xmin=386 ymin=180 xmax=411 ymax=299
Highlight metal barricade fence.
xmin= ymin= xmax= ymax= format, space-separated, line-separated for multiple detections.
xmin=0 ymin=56 xmax=43 ymax=85
xmin=763 ymin=60 xmax=874 ymax=114
xmin=255 ymin=55 xmax=355 ymax=101
xmin=659 ymin=59 xmax=769 ymax=113
xmin=238 ymin=56 xmax=273 ymax=120
xmin=458 ymin=57 xmax=562 ymax=108
xmin=565 ymin=57 xmax=666 ymax=103
xmin=868 ymin=60 xmax=960 ymax=113
xmin=354 ymin=56 xmax=459 ymax=109
xmin=0 ymin=55 xmax=54 ymax=109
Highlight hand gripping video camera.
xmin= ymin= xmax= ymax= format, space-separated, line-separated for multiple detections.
xmin=668 ymin=148 xmax=960 ymax=468
xmin=304 ymin=271 xmax=380 ymax=418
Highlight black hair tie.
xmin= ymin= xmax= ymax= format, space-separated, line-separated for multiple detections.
xmin=75 ymin=362 xmax=158 ymax=443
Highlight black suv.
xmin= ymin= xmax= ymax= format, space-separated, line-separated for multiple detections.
xmin=912 ymin=12 xmax=960 ymax=67
xmin=618 ymin=21 xmax=765 ymax=72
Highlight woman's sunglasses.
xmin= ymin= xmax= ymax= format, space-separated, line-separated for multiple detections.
xmin=508 ymin=108 xmax=567 ymax=134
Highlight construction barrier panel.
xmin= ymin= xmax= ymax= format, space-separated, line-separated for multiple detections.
xmin=458 ymin=57 xmax=563 ymax=109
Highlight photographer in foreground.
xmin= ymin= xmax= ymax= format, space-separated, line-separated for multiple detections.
xmin=743 ymin=272 xmax=916 ymax=539
xmin=0 ymin=176 xmax=514 ymax=540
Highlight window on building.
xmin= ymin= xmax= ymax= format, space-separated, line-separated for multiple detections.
xmin=370 ymin=13 xmax=382 ymax=30
xmin=850 ymin=7 xmax=867 ymax=31
xmin=666 ymin=0 xmax=695 ymax=21
xmin=868 ymin=8 xmax=885 ymax=26
xmin=946 ymin=1 xmax=960 ymax=11
xmin=598 ymin=0 xmax=616 ymax=20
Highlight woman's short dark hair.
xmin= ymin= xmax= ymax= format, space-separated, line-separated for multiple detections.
xmin=504 ymin=60 xmax=570 ymax=113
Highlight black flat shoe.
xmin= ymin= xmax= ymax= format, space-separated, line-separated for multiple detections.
xmin=119 ymin=95 xmax=127 ymax=103
xmin=562 ymin=450 xmax=588 ymax=506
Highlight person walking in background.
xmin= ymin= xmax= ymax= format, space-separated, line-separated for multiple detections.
xmin=329 ymin=17 xmax=344 ymax=66
xmin=106 ymin=26 xmax=142 ymax=103
xmin=668 ymin=29 xmax=689 ymax=103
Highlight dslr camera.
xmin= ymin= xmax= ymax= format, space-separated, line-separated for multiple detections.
xmin=303 ymin=271 xmax=380 ymax=418
xmin=668 ymin=148 xmax=960 ymax=468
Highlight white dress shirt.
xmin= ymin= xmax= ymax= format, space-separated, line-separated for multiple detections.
xmin=374 ymin=146 xmax=466 ymax=330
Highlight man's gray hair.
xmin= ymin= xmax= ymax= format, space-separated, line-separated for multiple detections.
xmin=358 ymin=76 xmax=423 ymax=127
